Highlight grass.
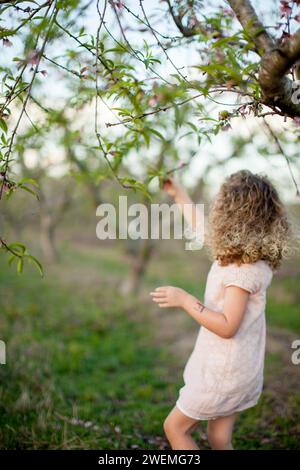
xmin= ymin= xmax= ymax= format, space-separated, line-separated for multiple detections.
xmin=0 ymin=242 xmax=300 ymax=449
xmin=0 ymin=252 xmax=174 ymax=449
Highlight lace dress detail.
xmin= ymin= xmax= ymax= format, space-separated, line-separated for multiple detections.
xmin=176 ymin=260 xmax=273 ymax=420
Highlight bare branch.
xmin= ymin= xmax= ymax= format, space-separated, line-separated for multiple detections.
xmin=165 ymin=0 xmax=203 ymax=38
xmin=139 ymin=0 xmax=193 ymax=87
xmin=0 ymin=1 xmax=57 ymax=199
xmin=105 ymin=92 xmax=203 ymax=127
xmin=0 ymin=0 xmax=27 ymax=4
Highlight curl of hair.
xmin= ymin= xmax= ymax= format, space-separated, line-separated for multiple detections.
xmin=207 ymin=170 xmax=291 ymax=270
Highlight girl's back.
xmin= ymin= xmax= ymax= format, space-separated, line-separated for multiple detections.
xmin=177 ymin=260 xmax=273 ymax=421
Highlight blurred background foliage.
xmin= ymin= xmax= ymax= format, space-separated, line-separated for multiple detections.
xmin=0 ymin=0 xmax=300 ymax=449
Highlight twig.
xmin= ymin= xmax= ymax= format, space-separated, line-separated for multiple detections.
xmin=0 ymin=63 xmax=27 ymax=114
xmin=139 ymin=0 xmax=195 ymax=88
xmin=54 ymin=18 xmax=151 ymax=100
xmin=42 ymin=54 xmax=84 ymax=78
xmin=107 ymin=2 xmax=172 ymax=86
xmin=263 ymin=118 xmax=300 ymax=196
xmin=95 ymin=0 xmax=132 ymax=189
xmin=13 ymin=1 xmax=51 ymax=34
xmin=122 ymin=3 xmax=183 ymax=42
xmin=0 ymin=1 xmax=58 ymax=199
xmin=165 ymin=0 xmax=202 ymax=38
xmin=0 ymin=237 xmax=22 ymax=258
xmin=105 ymin=92 xmax=203 ymax=127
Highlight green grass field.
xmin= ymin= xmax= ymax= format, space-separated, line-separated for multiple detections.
xmin=0 ymin=241 xmax=300 ymax=449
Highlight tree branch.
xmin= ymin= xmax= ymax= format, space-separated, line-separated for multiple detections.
xmin=263 ymin=118 xmax=299 ymax=196
xmin=165 ymin=0 xmax=203 ymax=37
xmin=0 ymin=1 xmax=27 ymax=4
xmin=259 ymin=30 xmax=300 ymax=117
xmin=227 ymin=0 xmax=274 ymax=54
xmin=228 ymin=0 xmax=300 ymax=118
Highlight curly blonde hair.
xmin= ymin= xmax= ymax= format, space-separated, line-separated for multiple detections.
xmin=207 ymin=170 xmax=291 ymax=270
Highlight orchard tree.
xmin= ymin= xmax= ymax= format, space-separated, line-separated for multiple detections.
xmin=0 ymin=0 xmax=299 ymax=273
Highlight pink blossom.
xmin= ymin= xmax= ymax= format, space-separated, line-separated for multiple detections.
xmin=80 ymin=66 xmax=90 ymax=74
xmin=293 ymin=116 xmax=300 ymax=125
xmin=280 ymin=0 xmax=292 ymax=17
xmin=222 ymin=8 xmax=235 ymax=17
xmin=281 ymin=30 xmax=291 ymax=40
xmin=109 ymin=0 xmax=125 ymax=9
xmin=148 ymin=95 xmax=159 ymax=107
xmin=27 ymin=50 xmax=40 ymax=65
xmin=221 ymin=123 xmax=231 ymax=132
xmin=188 ymin=17 xmax=197 ymax=28
xmin=3 ymin=38 xmax=13 ymax=47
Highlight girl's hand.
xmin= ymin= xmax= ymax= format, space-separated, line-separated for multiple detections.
xmin=150 ymin=286 xmax=188 ymax=308
xmin=162 ymin=177 xmax=185 ymax=200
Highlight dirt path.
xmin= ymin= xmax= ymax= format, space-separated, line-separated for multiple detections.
xmin=265 ymin=328 xmax=300 ymax=398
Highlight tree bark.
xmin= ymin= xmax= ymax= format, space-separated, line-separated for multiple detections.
xmin=259 ymin=30 xmax=300 ymax=117
xmin=40 ymin=212 xmax=58 ymax=263
xmin=120 ymin=238 xmax=154 ymax=295
xmin=227 ymin=0 xmax=274 ymax=54
xmin=167 ymin=0 xmax=300 ymax=118
xmin=227 ymin=0 xmax=300 ymax=118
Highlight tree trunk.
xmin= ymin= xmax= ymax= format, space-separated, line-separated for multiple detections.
xmin=120 ymin=239 xmax=154 ymax=295
xmin=40 ymin=213 xmax=58 ymax=263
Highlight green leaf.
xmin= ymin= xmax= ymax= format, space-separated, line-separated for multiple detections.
xmin=186 ymin=121 xmax=198 ymax=132
xmin=17 ymin=257 xmax=24 ymax=274
xmin=8 ymin=254 xmax=16 ymax=266
xmin=141 ymin=130 xmax=150 ymax=147
xmin=26 ymin=254 xmax=44 ymax=277
xmin=0 ymin=119 xmax=8 ymax=133
xmin=195 ymin=64 xmax=241 ymax=82
xmin=119 ymin=177 xmax=152 ymax=200
xmin=19 ymin=184 xmax=39 ymax=198
xmin=148 ymin=128 xmax=165 ymax=141
xmin=18 ymin=177 xmax=39 ymax=187
xmin=8 ymin=242 xmax=26 ymax=256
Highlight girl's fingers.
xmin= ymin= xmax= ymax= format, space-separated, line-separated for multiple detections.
xmin=152 ymin=297 xmax=167 ymax=303
xmin=150 ymin=292 xmax=166 ymax=299
xmin=150 ymin=287 xmax=171 ymax=306
xmin=155 ymin=286 xmax=167 ymax=292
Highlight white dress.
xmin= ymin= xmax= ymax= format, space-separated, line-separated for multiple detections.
xmin=176 ymin=260 xmax=273 ymax=420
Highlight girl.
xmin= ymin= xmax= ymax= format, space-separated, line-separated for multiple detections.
xmin=150 ymin=170 xmax=290 ymax=450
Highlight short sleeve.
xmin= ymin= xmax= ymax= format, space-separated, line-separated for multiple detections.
xmin=223 ymin=265 xmax=261 ymax=294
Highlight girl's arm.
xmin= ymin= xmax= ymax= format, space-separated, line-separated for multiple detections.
xmin=150 ymin=285 xmax=249 ymax=339
xmin=163 ymin=178 xmax=200 ymax=233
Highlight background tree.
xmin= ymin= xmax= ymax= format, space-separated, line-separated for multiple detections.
xmin=0 ymin=0 xmax=299 ymax=273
